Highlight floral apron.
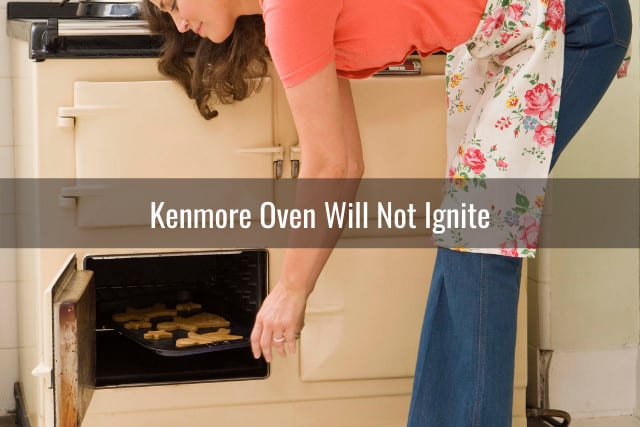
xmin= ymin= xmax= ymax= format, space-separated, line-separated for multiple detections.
xmin=436 ymin=0 xmax=566 ymax=257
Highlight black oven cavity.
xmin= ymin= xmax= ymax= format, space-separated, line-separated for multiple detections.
xmin=84 ymin=250 xmax=269 ymax=387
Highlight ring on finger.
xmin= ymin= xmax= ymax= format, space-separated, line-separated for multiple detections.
xmin=272 ymin=336 xmax=286 ymax=343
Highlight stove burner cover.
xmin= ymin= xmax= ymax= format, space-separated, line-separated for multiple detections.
xmin=76 ymin=0 xmax=142 ymax=18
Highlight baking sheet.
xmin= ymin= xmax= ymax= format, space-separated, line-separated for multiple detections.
xmin=109 ymin=314 xmax=251 ymax=357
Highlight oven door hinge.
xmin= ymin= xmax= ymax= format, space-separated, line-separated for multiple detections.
xmin=235 ymin=146 xmax=285 ymax=179
xmin=31 ymin=362 xmax=52 ymax=379
xmin=31 ymin=362 xmax=54 ymax=394
xmin=290 ymin=145 xmax=301 ymax=178
xmin=56 ymin=105 xmax=125 ymax=128
xmin=58 ymin=184 xmax=109 ymax=209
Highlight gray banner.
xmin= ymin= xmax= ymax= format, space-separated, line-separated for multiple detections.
xmin=1 ymin=179 xmax=638 ymax=248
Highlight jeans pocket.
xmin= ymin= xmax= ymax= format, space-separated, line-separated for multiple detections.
xmin=596 ymin=0 xmax=632 ymax=48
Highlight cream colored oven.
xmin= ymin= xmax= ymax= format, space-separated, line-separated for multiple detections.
xmin=8 ymin=9 xmax=527 ymax=426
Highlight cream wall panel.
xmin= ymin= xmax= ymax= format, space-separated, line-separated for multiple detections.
xmin=550 ymin=249 xmax=639 ymax=351
xmin=549 ymin=347 xmax=638 ymax=417
xmin=552 ymin=49 xmax=638 ymax=178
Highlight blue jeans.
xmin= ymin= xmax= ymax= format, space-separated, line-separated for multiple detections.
xmin=408 ymin=0 xmax=632 ymax=426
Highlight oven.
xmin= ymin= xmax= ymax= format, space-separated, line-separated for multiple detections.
xmin=7 ymin=3 xmax=528 ymax=426
xmin=53 ymin=249 xmax=269 ymax=426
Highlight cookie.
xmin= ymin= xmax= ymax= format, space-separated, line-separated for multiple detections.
xmin=176 ymin=302 xmax=202 ymax=313
xmin=176 ymin=331 xmax=243 ymax=348
xmin=157 ymin=313 xmax=231 ymax=332
xmin=143 ymin=330 xmax=174 ymax=340
xmin=123 ymin=321 xmax=152 ymax=330
xmin=142 ymin=309 xmax=178 ymax=321
xmin=112 ymin=304 xmax=172 ymax=323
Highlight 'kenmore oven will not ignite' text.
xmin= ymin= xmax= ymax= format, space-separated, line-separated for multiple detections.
xmin=150 ymin=201 xmax=490 ymax=234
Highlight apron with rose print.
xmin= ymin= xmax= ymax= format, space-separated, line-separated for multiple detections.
xmin=436 ymin=0 xmax=566 ymax=257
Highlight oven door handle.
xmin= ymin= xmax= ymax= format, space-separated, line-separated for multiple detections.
xmin=31 ymin=362 xmax=51 ymax=377
xmin=58 ymin=184 xmax=109 ymax=208
xmin=57 ymin=105 xmax=125 ymax=128
xmin=290 ymin=145 xmax=301 ymax=179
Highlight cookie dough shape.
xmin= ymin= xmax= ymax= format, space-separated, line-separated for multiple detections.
xmin=176 ymin=330 xmax=243 ymax=348
xmin=143 ymin=330 xmax=174 ymax=340
xmin=123 ymin=321 xmax=152 ymax=330
xmin=112 ymin=304 xmax=178 ymax=323
xmin=157 ymin=313 xmax=231 ymax=332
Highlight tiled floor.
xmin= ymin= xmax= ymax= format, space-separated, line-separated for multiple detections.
xmin=528 ymin=415 xmax=640 ymax=427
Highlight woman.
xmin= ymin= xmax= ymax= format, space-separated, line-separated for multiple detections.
xmin=144 ymin=0 xmax=632 ymax=425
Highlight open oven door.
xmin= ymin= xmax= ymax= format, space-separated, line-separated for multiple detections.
xmin=52 ymin=255 xmax=95 ymax=427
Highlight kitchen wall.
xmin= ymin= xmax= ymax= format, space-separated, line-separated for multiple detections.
xmin=0 ymin=0 xmax=19 ymax=416
xmin=531 ymin=1 xmax=640 ymax=419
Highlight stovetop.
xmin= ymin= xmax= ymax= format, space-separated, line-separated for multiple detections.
xmin=6 ymin=2 xmax=162 ymax=60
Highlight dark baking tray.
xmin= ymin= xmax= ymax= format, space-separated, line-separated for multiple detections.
xmin=110 ymin=318 xmax=251 ymax=357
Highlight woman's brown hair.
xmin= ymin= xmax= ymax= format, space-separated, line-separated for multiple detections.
xmin=143 ymin=1 xmax=270 ymax=119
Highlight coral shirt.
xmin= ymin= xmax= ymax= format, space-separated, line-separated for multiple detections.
xmin=260 ymin=0 xmax=487 ymax=87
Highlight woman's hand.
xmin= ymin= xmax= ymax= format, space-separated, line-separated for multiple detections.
xmin=250 ymin=280 xmax=308 ymax=362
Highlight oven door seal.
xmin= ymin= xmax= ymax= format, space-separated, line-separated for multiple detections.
xmin=52 ymin=255 xmax=95 ymax=427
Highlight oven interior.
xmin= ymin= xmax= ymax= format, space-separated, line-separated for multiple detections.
xmin=84 ymin=250 xmax=269 ymax=387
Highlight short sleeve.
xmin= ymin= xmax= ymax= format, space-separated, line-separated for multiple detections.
xmin=261 ymin=0 xmax=342 ymax=87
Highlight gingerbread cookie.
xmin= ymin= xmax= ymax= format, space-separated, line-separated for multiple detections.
xmin=176 ymin=330 xmax=243 ymax=348
xmin=112 ymin=304 xmax=167 ymax=323
xmin=142 ymin=309 xmax=178 ymax=321
xmin=143 ymin=330 xmax=174 ymax=340
xmin=157 ymin=313 xmax=231 ymax=332
xmin=123 ymin=321 xmax=152 ymax=330
xmin=176 ymin=302 xmax=202 ymax=314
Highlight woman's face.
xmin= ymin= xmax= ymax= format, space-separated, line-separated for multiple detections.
xmin=149 ymin=0 xmax=237 ymax=43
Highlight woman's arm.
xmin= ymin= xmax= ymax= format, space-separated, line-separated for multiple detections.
xmin=250 ymin=61 xmax=364 ymax=362
xmin=285 ymin=62 xmax=364 ymax=179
